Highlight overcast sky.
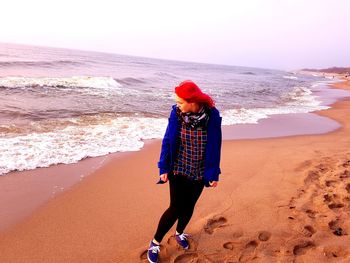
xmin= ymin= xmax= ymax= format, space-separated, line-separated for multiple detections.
xmin=1 ymin=0 xmax=349 ymax=70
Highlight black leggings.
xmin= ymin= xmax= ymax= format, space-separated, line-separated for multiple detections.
xmin=154 ymin=173 xmax=204 ymax=243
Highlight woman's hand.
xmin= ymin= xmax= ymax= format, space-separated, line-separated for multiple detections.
xmin=209 ymin=181 xmax=218 ymax=187
xmin=159 ymin=173 xmax=168 ymax=183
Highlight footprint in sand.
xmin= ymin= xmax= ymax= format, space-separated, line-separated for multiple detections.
xmin=340 ymin=170 xmax=350 ymax=179
xmin=204 ymin=216 xmax=228 ymax=234
xmin=223 ymin=242 xmax=234 ymax=250
xmin=323 ymin=245 xmax=348 ymax=258
xmin=328 ymin=202 xmax=345 ymax=210
xmin=258 ymin=231 xmax=271 ymax=241
xmin=238 ymin=240 xmax=258 ymax=262
xmin=323 ymin=191 xmax=346 ymax=210
xmin=341 ymin=160 xmax=350 ymax=168
xmin=325 ymin=180 xmax=337 ymax=187
xmin=173 ymin=253 xmax=199 ymax=263
xmin=167 ymin=235 xmax=178 ymax=246
xmin=315 ymin=164 xmax=330 ymax=174
xmin=293 ymin=224 xmax=316 ymax=237
xmin=329 ymin=219 xmax=341 ymax=230
xmin=223 ymin=230 xmax=262 ymax=252
xmin=344 ymin=196 xmax=350 ymax=203
xmin=222 ymin=231 xmax=244 ymax=250
xmin=238 ymin=240 xmax=259 ymax=262
xmin=304 ymin=209 xmax=317 ymax=219
xmin=304 ymin=170 xmax=320 ymax=185
xmin=140 ymin=250 xmax=148 ymax=261
xmin=346 ymin=183 xmax=350 ymax=193
xmin=293 ymin=240 xmax=315 ymax=255
xmin=232 ymin=230 xmax=244 ymax=239
xmin=303 ymin=225 xmax=316 ymax=237
xmin=167 ymin=235 xmax=197 ymax=251
xmin=323 ymin=193 xmax=333 ymax=203
xmin=328 ymin=219 xmax=347 ymax=236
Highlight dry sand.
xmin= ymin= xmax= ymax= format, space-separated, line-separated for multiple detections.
xmin=1 ymin=80 xmax=350 ymax=263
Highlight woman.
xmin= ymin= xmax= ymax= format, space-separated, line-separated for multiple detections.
xmin=147 ymin=80 xmax=222 ymax=263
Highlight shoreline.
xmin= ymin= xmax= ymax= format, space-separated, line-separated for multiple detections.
xmin=0 ymin=112 xmax=339 ymax=233
xmin=1 ymin=79 xmax=350 ymax=262
xmin=0 ymin=77 xmax=345 ymax=177
xmin=1 ymin=79 xmax=350 ymax=233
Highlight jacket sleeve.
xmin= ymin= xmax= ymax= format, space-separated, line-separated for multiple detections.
xmin=157 ymin=121 xmax=171 ymax=175
xmin=212 ymin=112 xmax=222 ymax=181
xmin=157 ymin=106 xmax=177 ymax=175
xmin=204 ymin=108 xmax=222 ymax=185
xmin=214 ymin=115 xmax=222 ymax=180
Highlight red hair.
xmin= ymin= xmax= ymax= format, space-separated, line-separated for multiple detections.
xmin=175 ymin=80 xmax=215 ymax=108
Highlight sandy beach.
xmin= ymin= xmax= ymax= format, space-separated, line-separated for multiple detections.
xmin=1 ymin=79 xmax=350 ymax=262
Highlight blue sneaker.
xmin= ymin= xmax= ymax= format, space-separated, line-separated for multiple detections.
xmin=175 ymin=233 xmax=189 ymax=249
xmin=147 ymin=241 xmax=160 ymax=263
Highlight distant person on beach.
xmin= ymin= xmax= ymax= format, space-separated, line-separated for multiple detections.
xmin=147 ymin=80 xmax=222 ymax=263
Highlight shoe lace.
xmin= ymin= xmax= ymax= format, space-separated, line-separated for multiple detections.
xmin=148 ymin=244 xmax=160 ymax=254
xmin=177 ymin=233 xmax=189 ymax=241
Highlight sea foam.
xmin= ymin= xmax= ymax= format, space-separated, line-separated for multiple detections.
xmin=0 ymin=76 xmax=121 ymax=90
xmin=0 ymin=116 xmax=167 ymax=175
xmin=221 ymin=86 xmax=329 ymax=125
xmin=0 ymin=84 xmax=330 ymax=175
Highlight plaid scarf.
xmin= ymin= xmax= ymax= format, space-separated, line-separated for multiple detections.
xmin=176 ymin=106 xmax=209 ymax=129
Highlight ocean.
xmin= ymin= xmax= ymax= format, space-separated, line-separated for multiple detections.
xmin=0 ymin=43 xmax=333 ymax=175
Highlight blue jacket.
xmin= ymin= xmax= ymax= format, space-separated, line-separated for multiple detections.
xmin=158 ymin=105 xmax=222 ymax=186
